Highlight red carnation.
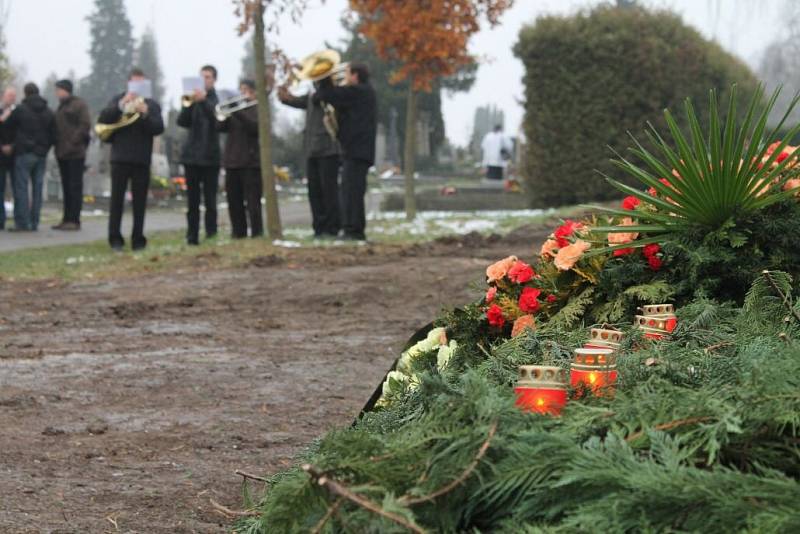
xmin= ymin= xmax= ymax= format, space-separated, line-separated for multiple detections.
xmin=642 ymin=244 xmax=661 ymax=258
xmin=776 ymin=151 xmax=789 ymax=164
xmin=613 ymin=247 xmax=635 ymax=257
xmin=518 ymin=287 xmax=542 ymax=314
xmin=553 ymin=220 xmax=583 ymax=248
xmin=508 ymin=261 xmax=535 ymax=283
xmin=486 ymin=286 xmax=497 ymax=303
xmin=621 ymin=196 xmax=641 ymax=210
xmin=648 ymin=255 xmax=663 ymax=271
xmin=486 ymin=304 xmax=506 ymax=327
xmin=546 ymin=294 xmax=558 ymax=303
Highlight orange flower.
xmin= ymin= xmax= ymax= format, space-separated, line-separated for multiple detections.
xmin=511 ymin=314 xmax=536 ymax=337
xmin=486 ymin=255 xmax=518 ymax=283
xmin=554 ymin=239 xmax=591 ymax=271
xmin=607 ymin=217 xmax=639 ymax=245
xmin=540 ymin=239 xmax=559 ymax=259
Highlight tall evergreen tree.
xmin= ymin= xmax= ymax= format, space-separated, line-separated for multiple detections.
xmin=83 ymin=0 xmax=134 ymax=113
xmin=0 ymin=0 xmax=11 ymax=85
xmin=135 ymin=27 xmax=165 ymax=104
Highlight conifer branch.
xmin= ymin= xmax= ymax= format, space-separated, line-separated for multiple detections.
xmin=235 ymin=469 xmax=269 ymax=483
xmin=208 ymin=498 xmax=259 ymax=517
xmin=625 ymin=416 xmax=714 ymax=443
xmin=400 ymin=421 xmax=498 ymax=506
xmin=302 ymin=464 xmax=425 ymax=533
xmin=311 ymin=497 xmax=343 ymax=534
xmin=761 ymin=270 xmax=800 ymax=325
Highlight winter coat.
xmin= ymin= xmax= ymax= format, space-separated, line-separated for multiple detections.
xmin=6 ymin=95 xmax=55 ymax=157
xmin=55 ymin=95 xmax=91 ymax=160
xmin=315 ymin=78 xmax=377 ymax=165
xmin=176 ymin=88 xmax=221 ymax=167
xmin=98 ymin=93 xmax=165 ymax=166
xmin=217 ymin=104 xmax=260 ymax=169
xmin=0 ymin=104 xmax=15 ymax=167
xmin=280 ymin=91 xmax=340 ymax=159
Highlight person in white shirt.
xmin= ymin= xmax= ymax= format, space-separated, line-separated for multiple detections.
xmin=481 ymin=124 xmax=513 ymax=182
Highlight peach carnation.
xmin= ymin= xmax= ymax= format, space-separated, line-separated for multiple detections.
xmin=486 ymin=255 xmax=518 ymax=283
xmin=511 ymin=314 xmax=536 ymax=337
xmin=554 ymin=239 xmax=591 ymax=271
xmin=784 ymin=178 xmax=800 ymax=195
xmin=607 ymin=217 xmax=639 ymax=245
xmin=540 ymin=239 xmax=559 ymax=259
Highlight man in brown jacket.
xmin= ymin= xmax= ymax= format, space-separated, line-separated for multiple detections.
xmin=52 ymin=79 xmax=90 ymax=230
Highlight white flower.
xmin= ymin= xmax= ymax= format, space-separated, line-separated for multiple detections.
xmin=437 ymin=341 xmax=458 ymax=371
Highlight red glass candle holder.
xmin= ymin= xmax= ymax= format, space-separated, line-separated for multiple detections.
xmin=585 ymin=327 xmax=623 ymax=351
xmin=514 ymin=365 xmax=568 ymax=416
xmin=570 ymin=348 xmax=617 ymax=396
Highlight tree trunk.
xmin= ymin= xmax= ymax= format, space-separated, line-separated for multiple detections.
xmin=403 ymin=85 xmax=418 ymax=221
xmin=253 ymin=2 xmax=282 ymax=239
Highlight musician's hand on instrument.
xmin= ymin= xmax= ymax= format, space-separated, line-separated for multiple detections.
xmin=193 ymin=89 xmax=207 ymax=102
xmin=135 ymin=101 xmax=149 ymax=115
xmin=277 ymin=85 xmax=290 ymax=101
xmin=121 ymin=92 xmax=136 ymax=104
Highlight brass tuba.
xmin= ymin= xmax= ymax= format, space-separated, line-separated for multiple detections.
xmin=95 ymin=97 xmax=143 ymax=142
xmin=293 ymin=50 xmax=348 ymax=140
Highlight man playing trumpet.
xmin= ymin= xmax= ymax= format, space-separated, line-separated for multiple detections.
xmin=217 ymin=80 xmax=263 ymax=239
xmin=178 ymin=65 xmax=221 ymax=246
xmin=97 ymin=67 xmax=164 ymax=251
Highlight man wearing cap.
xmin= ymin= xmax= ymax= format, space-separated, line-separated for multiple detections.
xmin=52 ymin=79 xmax=90 ymax=230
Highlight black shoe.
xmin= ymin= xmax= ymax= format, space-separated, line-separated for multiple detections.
xmin=51 ymin=222 xmax=66 ymax=230
xmin=111 ymin=243 xmax=124 ymax=252
xmin=132 ymin=244 xmax=147 ymax=252
xmin=343 ymin=232 xmax=367 ymax=241
xmin=187 ymin=239 xmax=199 ymax=246
xmin=8 ymin=226 xmax=31 ymax=232
xmin=60 ymin=222 xmax=81 ymax=231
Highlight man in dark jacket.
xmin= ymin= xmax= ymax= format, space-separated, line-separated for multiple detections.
xmin=0 ymin=86 xmax=17 ymax=230
xmin=177 ymin=65 xmax=221 ymax=245
xmin=52 ymin=79 xmax=91 ymax=231
xmin=217 ymin=80 xmax=262 ymax=238
xmin=5 ymin=83 xmax=55 ymax=231
xmin=315 ymin=63 xmax=377 ymax=241
xmin=97 ymin=68 xmax=165 ymax=251
xmin=278 ymin=81 xmax=341 ymax=238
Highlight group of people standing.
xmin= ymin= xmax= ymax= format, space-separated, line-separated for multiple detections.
xmin=0 ymin=80 xmax=90 ymax=232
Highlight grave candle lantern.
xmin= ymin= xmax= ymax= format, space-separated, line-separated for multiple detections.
xmin=514 ymin=365 xmax=569 ymax=416
xmin=585 ymin=327 xmax=623 ymax=351
xmin=570 ymin=347 xmax=617 ymax=396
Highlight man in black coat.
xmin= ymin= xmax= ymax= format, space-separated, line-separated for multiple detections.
xmin=53 ymin=79 xmax=91 ymax=230
xmin=177 ymin=65 xmax=221 ymax=245
xmin=5 ymin=83 xmax=55 ymax=232
xmin=315 ymin=63 xmax=377 ymax=241
xmin=97 ymin=68 xmax=165 ymax=251
xmin=217 ymin=80 xmax=262 ymax=239
xmin=278 ymin=81 xmax=341 ymax=238
xmin=0 ymin=86 xmax=17 ymax=230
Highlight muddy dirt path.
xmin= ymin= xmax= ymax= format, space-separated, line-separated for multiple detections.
xmin=0 ymin=228 xmax=546 ymax=533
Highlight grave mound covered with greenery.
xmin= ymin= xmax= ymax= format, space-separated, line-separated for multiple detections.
xmin=237 ymin=88 xmax=800 ymax=533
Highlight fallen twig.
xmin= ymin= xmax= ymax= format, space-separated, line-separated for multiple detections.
xmin=625 ymin=416 xmax=714 ymax=443
xmin=311 ymin=497 xmax=343 ymax=534
xmin=704 ymin=341 xmax=734 ymax=354
xmin=209 ymin=498 xmax=259 ymax=518
xmin=762 ymin=270 xmax=800 ymax=325
xmin=302 ymin=464 xmax=425 ymax=533
xmin=236 ymin=469 xmax=269 ymax=483
xmin=400 ymin=421 xmax=498 ymax=506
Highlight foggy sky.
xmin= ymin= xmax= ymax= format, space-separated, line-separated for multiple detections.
xmin=4 ymin=0 xmax=784 ymax=145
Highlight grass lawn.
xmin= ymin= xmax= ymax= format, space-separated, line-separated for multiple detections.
xmin=0 ymin=206 xmax=586 ymax=282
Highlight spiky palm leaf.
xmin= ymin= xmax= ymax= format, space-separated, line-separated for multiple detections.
xmin=589 ymin=85 xmax=800 ymax=251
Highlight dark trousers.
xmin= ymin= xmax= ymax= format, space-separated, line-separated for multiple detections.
xmin=57 ymin=158 xmax=85 ymax=224
xmin=109 ymin=162 xmax=150 ymax=249
xmin=225 ymin=167 xmax=263 ymax=238
xmin=0 ymin=162 xmax=11 ymax=229
xmin=341 ymin=158 xmax=370 ymax=238
xmin=13 ymin=152 xmax=46 ymax=231
xmin=307 ymin=155 xmax=340 ymax=236
xmin=185 ymin=164 xmax=219 ymax=243
xmin=487 ymin=165 xmax=504 ymax=181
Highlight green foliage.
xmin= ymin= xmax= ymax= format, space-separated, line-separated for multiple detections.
xmin=514 ymin=4 xmax=760 ymax=208
xmin=239 ymin=273 xmax=800 ymax=532
xmin=595 ymin=86 xmax=800 ymax=241
xmin=82 ymin=0 xmax=134 ymax=114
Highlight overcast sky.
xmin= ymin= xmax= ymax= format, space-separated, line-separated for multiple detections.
xmin=3 ymin=0 xmax=786 ymax=145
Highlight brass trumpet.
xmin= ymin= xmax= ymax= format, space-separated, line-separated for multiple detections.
xmin=181 ymin=94 xmax=194 ymax=107
xmin=95 ymin=97 xmax=143 ymax=142
xmin=215 ymin=94 xmax=257 ymax=121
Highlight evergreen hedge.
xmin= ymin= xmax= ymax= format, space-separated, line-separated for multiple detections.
xmin=514 ymin=5 xmax=760 ymax=208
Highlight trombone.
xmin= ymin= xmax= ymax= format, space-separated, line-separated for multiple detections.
xmin=215 ymin=94 xmax=257 ymax=122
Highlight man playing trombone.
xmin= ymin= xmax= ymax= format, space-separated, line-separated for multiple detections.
xmin=178 ymin=65 xmax=221 ymax=246
xmin=278 ymin=71 xmax=341 ymax=240
xmin=217 ymin=80 xmax=263 ymax=239
xmin=97 ymin=68 xmax=164 ymax=251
